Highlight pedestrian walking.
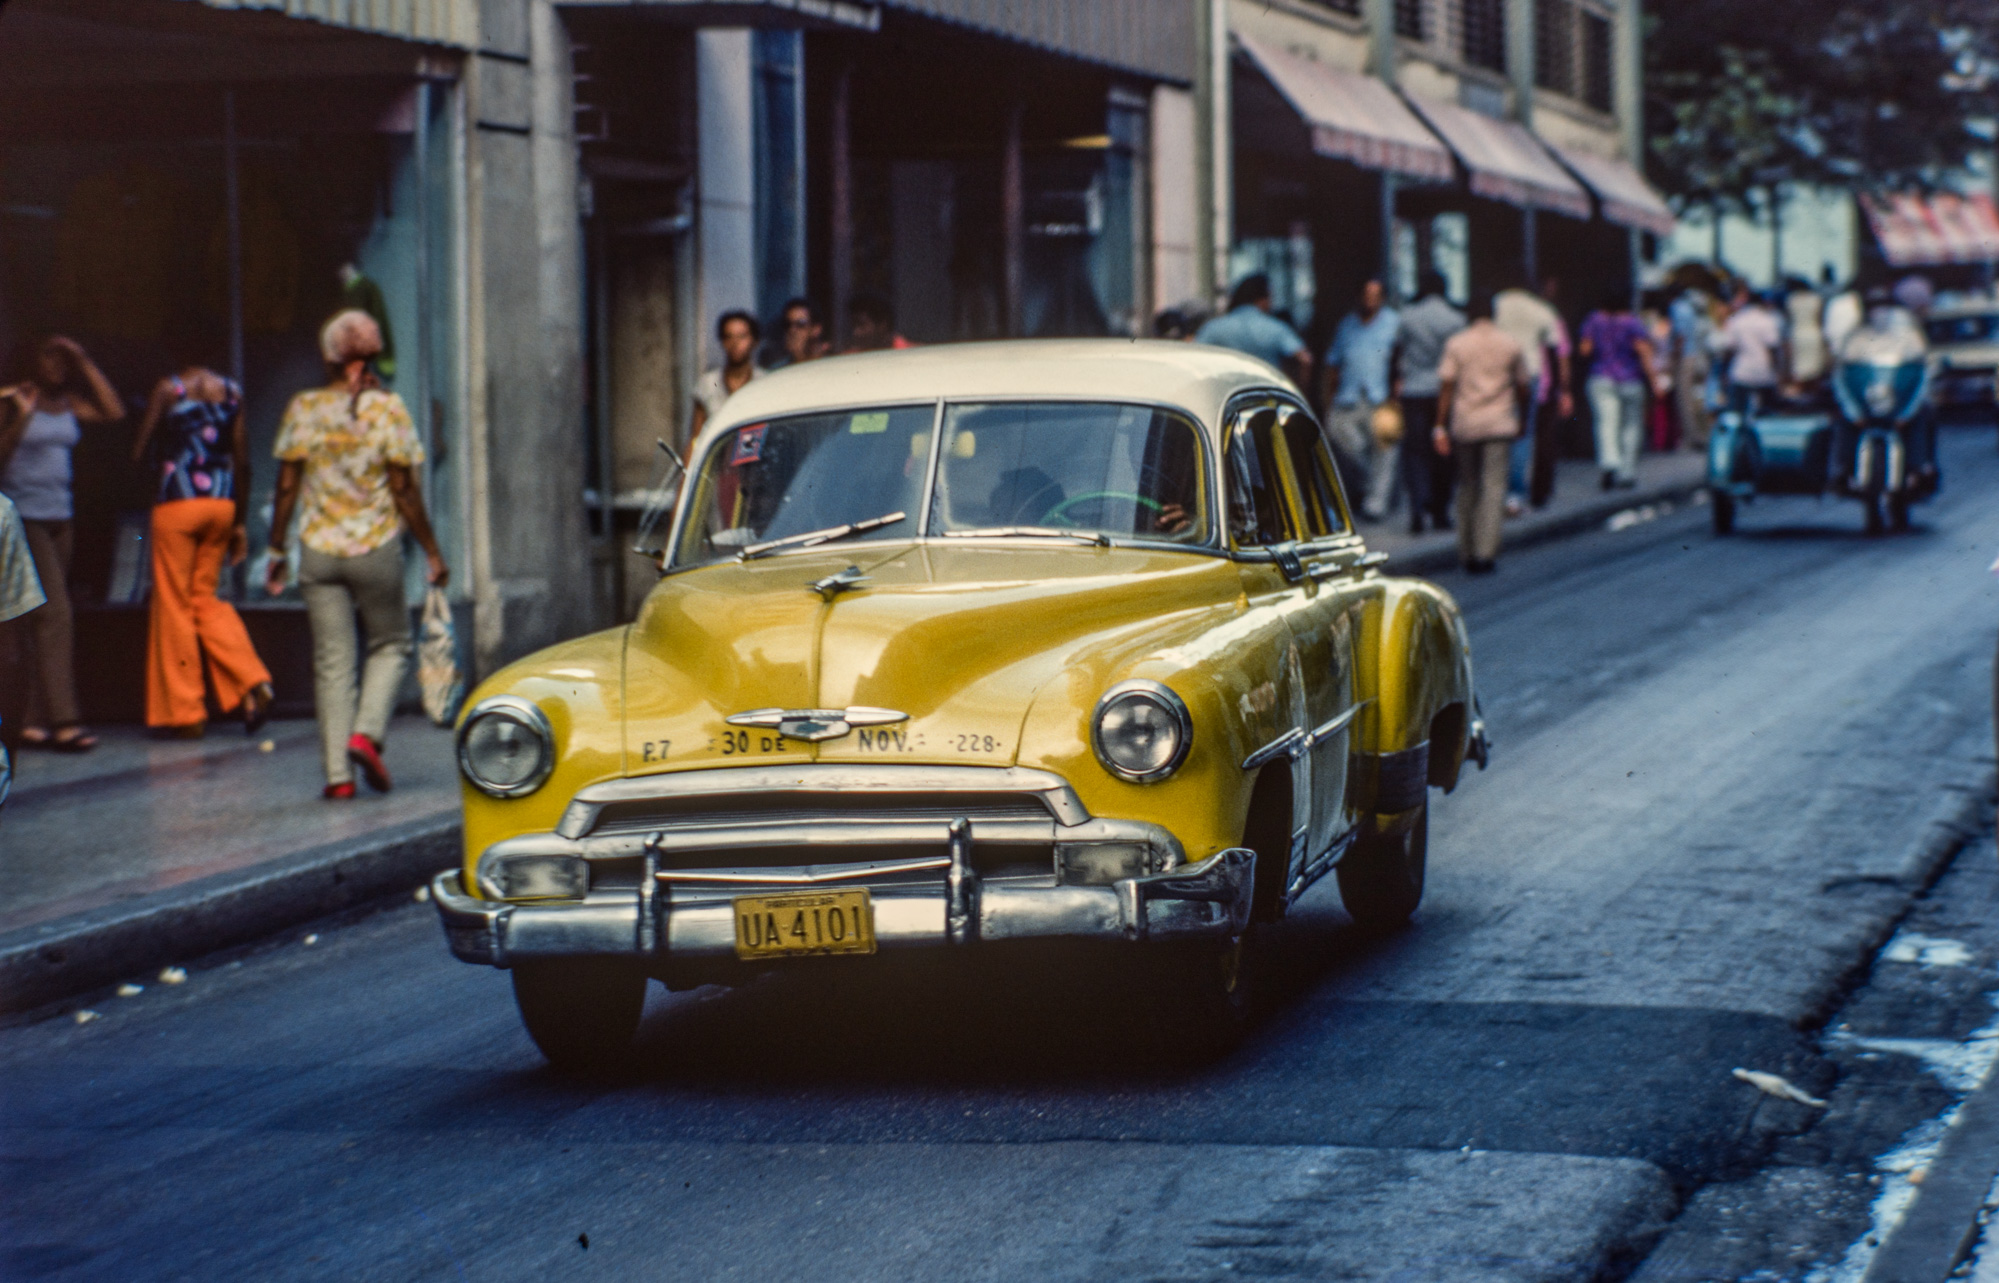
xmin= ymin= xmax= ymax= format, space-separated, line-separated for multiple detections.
xmin=1322 ymin=279 xmax=1402 ymax=522
xmin=1493 ymin=280 xmax=1571 ymax=512
xmin=0 ymin=336 xmax=125 ymax=753
xmin=1668 ymin=284 xmax=1715 ymax=452
xmin=1195 ymin=273 xmax=1313 ymax=393
xmin=1434 ymin=293 xmax=1528 ymax=575
xmin=1712 ymin=283 xmax=1785 ymax=416
xmin=1577 ymin=292 xmax=1660 ymax=491
xmin=129 ymin=329 xmax=274 ymax=736
xmin=0 ymin=491 xmax=46 ymax=754
xmin=1785 ymin=278 xmax=1829 ymax=385
xmin=692 ymin=310 xmax=766 ymax=437
xmin=1394 ymin=271 xmax=1464 ymax=534
xmin=846 ymin=295 xmax=915 ymax=353
xmin=763 ymin=298 xmax=826 ymax=371
xmin=266 ymin=310 xmax=448 ymax=800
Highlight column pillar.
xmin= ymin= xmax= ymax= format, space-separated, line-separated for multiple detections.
xmin=697 ymin=29 xmax=756 ymax=369
xmin=1002 ymin=100 xmax=1024 ymax=336
xmin=1149 ymin=85 xmax=1200 ymax=314
xmin=829 ymin=64 xmax=852 ymax=349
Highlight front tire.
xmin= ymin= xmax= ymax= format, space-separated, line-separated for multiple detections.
xmin=1710 ymin=489 xmax=1736 ymax=535
xmin=1337 ymin=802 xmax=1428 ymax=929
xmin=511 ymin=958 xmax=647 ymax=1070
xmin=1147 ymin=932 xmax=1258 ymax=1062
xmin=1887 ymin=493 xmax=1911 ymax=532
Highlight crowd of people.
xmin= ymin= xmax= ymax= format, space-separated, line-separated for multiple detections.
xmin=1177 ymin=264 xmax=1891 ymax=573
xmin=0 ymin=310 xmax=446 ymax=804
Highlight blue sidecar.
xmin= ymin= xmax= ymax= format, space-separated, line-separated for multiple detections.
xmin=1708 ymin=335 xmax=1936 ymax=536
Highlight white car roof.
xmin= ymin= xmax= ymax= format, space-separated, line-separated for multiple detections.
xmin=697 ymin=340 xmax=1292 ymax=453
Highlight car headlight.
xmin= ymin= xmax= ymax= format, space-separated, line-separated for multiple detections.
xmin=1090 ymin=679 xmax=1191 ymax=783
xmin=457 ymin=695 xmax=555 ymax=798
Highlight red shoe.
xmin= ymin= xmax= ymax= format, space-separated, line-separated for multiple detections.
xmin=346 ymin=734 xmax=392 ymax=793
xmin=323 ymin=782 xmax=357 ymax=800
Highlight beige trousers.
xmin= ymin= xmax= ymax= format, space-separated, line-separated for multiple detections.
xmin=299 ymin=542 xmax=410 ymax=786
xmin=1454 ymin=439 xmax=1511 ymax=566
xmin=8 ymin=520 xmax=80 ymax=728
xmin=1676 ymin=351 xmax=1712 ymax=451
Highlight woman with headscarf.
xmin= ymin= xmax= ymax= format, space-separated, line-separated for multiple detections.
xmin=266 ymin=310 xmax=447 ymax=799
xmin=130 ymin=325 xmax=274 ymax=737
xmin=0 ymin=335 xmax=125 ymax=752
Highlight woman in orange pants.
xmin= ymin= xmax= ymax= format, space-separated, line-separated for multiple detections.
xmin=132 ymin=351 xmax=273 ymax=735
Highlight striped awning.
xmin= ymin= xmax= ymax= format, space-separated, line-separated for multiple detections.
xmin=1402 ymin=93 xmax=1591 ymax=219
xmin=1236 ymin=34 xmax=1454 ymax=183
xmin=1548 ymin=144 xmax=1675 ymax=237
xmin=192 ymin=0 xmax=478 ymax=46
xmin=1862 ymin=192 xmax=1999 ymax=267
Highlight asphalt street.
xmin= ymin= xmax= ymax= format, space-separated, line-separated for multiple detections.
xmin=4 ymin=429 xmax=1999 ymax=1282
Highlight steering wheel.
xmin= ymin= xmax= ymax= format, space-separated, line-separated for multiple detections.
xmin=1043 ymin=490 xmax=1163 ymax=528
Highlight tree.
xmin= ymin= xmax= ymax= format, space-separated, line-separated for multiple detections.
xmin=1646 ymin=0 xmax=1999 ymax=213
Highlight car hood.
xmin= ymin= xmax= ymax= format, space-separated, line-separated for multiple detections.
xmin=621 ymin=542 xmax=1240 ymax=772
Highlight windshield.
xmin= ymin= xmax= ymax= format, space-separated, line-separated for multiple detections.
xmin=674 ymin=405 xmax=934 ymax=566
xmin=1925 ymin=313 xmax=1999 ymax=346
xmin=929 ymin=402 xmax=1208 ymax=543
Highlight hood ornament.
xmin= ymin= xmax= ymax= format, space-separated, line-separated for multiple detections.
xmin=726 ymin=706 xmax=909 ymax=743
xmin=808 ymin=565 xmax=870 ymax=601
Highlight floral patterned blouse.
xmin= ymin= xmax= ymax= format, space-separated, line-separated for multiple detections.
xmin=156 ymin=376 xmax=241 ymax=505
xmin=273 ymin=386 xmax=425 ymax=557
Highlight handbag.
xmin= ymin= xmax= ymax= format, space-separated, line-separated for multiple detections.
xmin=417 ymin=587 xmax=464 ymax=726
xmin=1370 ymin=400 xmax=1405 ymax=447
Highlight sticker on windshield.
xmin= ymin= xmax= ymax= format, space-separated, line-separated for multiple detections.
xmin=849 ymin=412 xmax=890 ymax=435
xmin=730 ymin=425 xmax=767 ymax=466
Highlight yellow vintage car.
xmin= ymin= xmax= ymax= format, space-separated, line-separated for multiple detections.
xmin=433 ymin=340 xmax=1487 ymax=1066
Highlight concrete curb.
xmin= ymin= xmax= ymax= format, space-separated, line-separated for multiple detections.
xmin=1382 ymin=474 xmax=1708 ymax=577
xmin=0 ymin=814 xmax=460 ymax=1016
xmin=1860 ymin=767 xmax=1999 ymax=1283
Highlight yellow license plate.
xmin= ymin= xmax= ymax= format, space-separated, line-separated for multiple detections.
xmin=733 ymin=889 xmax=876 ymax=959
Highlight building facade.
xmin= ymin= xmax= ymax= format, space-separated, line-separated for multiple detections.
xmin=0 ymin=0 xmax=1199 ymax=689
xmin=1214 ymin=0 xmax=1667 ymax=353
xmin=0 ymin=0 xmax=1657 ymax=700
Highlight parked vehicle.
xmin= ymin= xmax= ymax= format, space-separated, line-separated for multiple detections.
xmin=1709 ymin=312 xmax=1937 ymax=536
xmin=1923 ymin=300 xmax=1999 ymax=421
xmin=431 ymin=342 xmax=1489 ymax=1066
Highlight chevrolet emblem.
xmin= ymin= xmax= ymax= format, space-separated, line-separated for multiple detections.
xmin=725 ymin=706 xmax=909 ymax=743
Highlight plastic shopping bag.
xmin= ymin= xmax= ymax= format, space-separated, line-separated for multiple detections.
xmin=418 ymin=587 xmax=463 ymax=726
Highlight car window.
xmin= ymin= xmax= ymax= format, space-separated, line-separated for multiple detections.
xmin=1278 ymin=411 xmax=1354 ymax=541
xmin=931 ymin=401 xmax=1208 ymax=542
xmin=1224 ymin=407 xmax=1296 ymax=549
xmin=674 ymin=405 xmax=934 ymax=565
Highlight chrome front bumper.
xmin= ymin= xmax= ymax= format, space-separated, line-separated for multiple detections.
xmin=433 ymin=845 xmax=1255 ymax=969
xmin=436 ymin=764 xmax=1255 ymax=970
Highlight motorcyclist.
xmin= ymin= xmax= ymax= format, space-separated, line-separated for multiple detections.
xmin=1830 ymin=286 xmax=1937 ymax=495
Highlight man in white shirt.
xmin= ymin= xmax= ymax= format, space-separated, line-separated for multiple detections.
xmin=1494 ymin=280 xmax=1572 ymax=510
xmin=1712 ymin=284 xmax=1786 ymax=416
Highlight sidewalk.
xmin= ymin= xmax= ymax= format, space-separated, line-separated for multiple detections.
xmin=1365 ymin=450 xmax=1707 ymax=576
xmin=0 ymin=715 xmax=459 ymax=1013
xmin=0 ymin=450 xmax=1708 ymax=1016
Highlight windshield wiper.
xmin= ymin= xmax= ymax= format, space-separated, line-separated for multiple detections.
xmin=941 ymin=526 xmax=1112 ymax=546
xmin=738 ymin=510 xmax=907 ymax=561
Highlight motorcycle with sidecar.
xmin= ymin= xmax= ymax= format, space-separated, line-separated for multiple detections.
xmin=1708 ymin=322 xmax=1938 ymax=536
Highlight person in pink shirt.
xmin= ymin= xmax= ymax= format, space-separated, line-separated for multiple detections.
xmin=1434 ymin=293 xmax=1529 ymax=575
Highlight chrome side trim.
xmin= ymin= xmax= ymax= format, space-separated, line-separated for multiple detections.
xmin=1308 ymin=699 xmax=1372 ymax=747
xmin=556 ymin=764 xmax=1091 ymax=837
xmin=1240 ymin=728 xmax=1307 ymax=772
